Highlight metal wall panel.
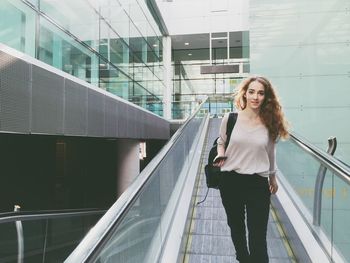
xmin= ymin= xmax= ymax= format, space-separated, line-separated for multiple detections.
xmin=155 ymin=118 xmax=161 ymax=138
xmin=31 ymin=65 xmax=64 ymax=134
xmin=0 ymin=46 xmax=170 ymax=140
xmin=125 ymin=105 xmax=132 ymax=138
xmin=149 ymin=115 xmax=156 ymax=138
xmin=145 ymin=114 xmax=152 ymax=138
xmin=117 ymin=103 xmax=127 ymax=138
xmin=139 ymin=111 xmax=145 ymax=139
xmin=0 ymin=51 xmax=31 ymax=133
xmin=87 ymin=90 xmax=105 ymax=137
xmin=64 ymin=79 xmax=88 ymax=135
xmin=162 ymin=121 xmax=170 ymax=139
xmin=104 ymin=96 xmax=118 ymax=137
xmin=128 ymin=106 xmax=136 ymax=138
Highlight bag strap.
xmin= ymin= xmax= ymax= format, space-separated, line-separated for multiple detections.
xmin=197 ymin=112 xmax=238 ymax=206
xmin=224 ymin=112 xmax=238 ymax=149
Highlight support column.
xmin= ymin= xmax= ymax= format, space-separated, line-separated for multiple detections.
xmin=116 ymin=139 xmax=140 ymax=197
xmin=162 ymin=36 xmax=172 ymax=120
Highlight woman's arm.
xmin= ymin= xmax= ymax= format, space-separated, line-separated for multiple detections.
xmin=217 ymin=113 xmax=229 ymax=157
xmin=214 ymin=113 xmax=229 ymax=167
xmin=268 ymin=139 xmax=278 ymax=194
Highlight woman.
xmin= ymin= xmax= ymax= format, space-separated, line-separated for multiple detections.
xmin=214 ymin=76 xmax=289 ymax=263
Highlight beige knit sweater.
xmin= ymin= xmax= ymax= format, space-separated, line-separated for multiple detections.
xmin=217 ymin=112 xmax=277 ymax=177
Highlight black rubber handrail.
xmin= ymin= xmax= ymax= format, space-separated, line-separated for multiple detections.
xmin=0 ymin=208 xmax=106 ymax=224
xmin=290 ymin=133 xmax=350 ymax=184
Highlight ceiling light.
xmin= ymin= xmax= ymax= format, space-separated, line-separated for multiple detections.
xmin=153 ymin=44 xmax=158 ymax=47
xmin=184 ymin=42 xmax=189 ymax=46
xmin=188 ymin=53 xmax=192 ymax=56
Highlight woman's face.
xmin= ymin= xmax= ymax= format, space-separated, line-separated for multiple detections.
xmin=245 ymin=81 xmax=265 ymax=110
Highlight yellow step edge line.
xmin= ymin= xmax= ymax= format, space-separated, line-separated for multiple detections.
xmin=183 ymin=207 xmax=196 ymax=263
xmin=183 ymin=150 xmax=207 ymax=263
xmin=270 ymin=205 xmax=298 ymax=263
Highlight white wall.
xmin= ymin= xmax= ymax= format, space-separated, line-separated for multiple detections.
xmin=156 ymin=0 xmax=249 ymax=35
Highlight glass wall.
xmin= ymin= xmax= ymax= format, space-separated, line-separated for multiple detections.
xmin=171 ymin=31 xmax=250 ymax=119
xmin=250 ymin=0 xmax=350 ymax=164
xmin=171 ymin=59 xmax=249 ymax=119
xmin=0 ymin=0 xmax=165 ymax=116
xmin=0 ymin=0 xmax=36 ymax=56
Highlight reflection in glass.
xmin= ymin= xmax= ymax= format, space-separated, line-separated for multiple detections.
xmin=92 ymin=106 xmax=206 ymax=262
xmin=0 ymin=0 xmax=36 ymax=56
xmin=277 ymin=137 xmax=350 ymax=261
xmin=0 ymin=0 xmax=166 ymax=116
xmin=0 ymin=213 xmax=102 ymax=262
xmin=332 ymin=174 xmax=350 ymax=261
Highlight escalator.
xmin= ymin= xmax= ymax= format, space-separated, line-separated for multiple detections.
xmin=2 ymin=100 xmax=350 ymax=262
xmin=65 ymin=101 xmax=350 ymax=263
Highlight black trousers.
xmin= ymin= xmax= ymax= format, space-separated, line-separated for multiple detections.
xmin=219 ymin=171 xmax=271 ymax=263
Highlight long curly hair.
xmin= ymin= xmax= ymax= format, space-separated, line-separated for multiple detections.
xmin=235 ymin=76 xmax=289 ymax=141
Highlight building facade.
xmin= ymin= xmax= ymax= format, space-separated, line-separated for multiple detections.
xmin=0 ymin=0 xmax=165 ymax=116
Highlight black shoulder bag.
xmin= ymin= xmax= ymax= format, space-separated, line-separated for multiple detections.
xmin=197 ymin=112 xmax=238 ymax=205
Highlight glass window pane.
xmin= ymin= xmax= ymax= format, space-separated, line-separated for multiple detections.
xmin=0 ymin=0 xmax=36 ymax=56
xmin=39 ymin=18 xmax=99 ymax=85
xmin=40 ymin=0 xmax=99 ymax=51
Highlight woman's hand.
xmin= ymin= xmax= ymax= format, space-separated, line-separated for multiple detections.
xmin=213 ymin=156 xmax=226 ymax=167
xmin=269 ymin=175 xmax=278 ymax=194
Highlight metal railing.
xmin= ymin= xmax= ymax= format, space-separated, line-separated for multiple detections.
xmin=313 ymin=137 xmax=337 ymax=226
xmin=0 ymin=208 xmax=106 ymax=263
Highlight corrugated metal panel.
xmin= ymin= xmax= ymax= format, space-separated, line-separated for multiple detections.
xmin=139 ymin=111 xmax=145 ymax=139
xmin=0 ymin=47 xmax=170 ymax=140
xmin=31 ymin=65 xmax=64 ymax=134
xmin=162 ymin=119 xmax=167 ymax=138
xmin=117 ymin=102 xmax=127 ymax=138
xmin=0 ymin=51 xmax=31 ymax=132
xmin=104 ymin=96 xmax=118 ymax=137
xmin=149 ymin=114 xmax=157 ymax=138
xmin=145 ymin=114 xmax=152 ymax=138
xmin=64 ymin=78 xmax=87 ymax=136
xmin=87 ymin=89 xmax=105 ymax=137
xmin=128 ymin=106 xmax=136 ymax=138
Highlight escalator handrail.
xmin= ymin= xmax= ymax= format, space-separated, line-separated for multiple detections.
xmin=65 ymin=97 xmax=208 ymax=262
xmin=290 ymin=133 xmax=350 ymax=184
xmin=0 ymin=207 xmax=105 ymax=217
xmin=0 ymin=209 xmax=106 ymax=224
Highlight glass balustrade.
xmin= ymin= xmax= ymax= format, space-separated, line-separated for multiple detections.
xmin=67 ymin=102 xmax=207 ymax=262
xmin=277 ymin=138 xmax=350 ymax=262
xmin=0 ymin=211 xmax=104 ymax=262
